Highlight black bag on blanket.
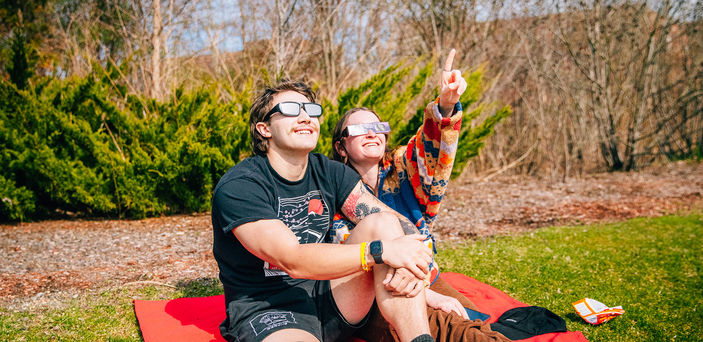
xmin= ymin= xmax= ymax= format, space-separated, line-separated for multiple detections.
xmin=490 ymin=306 xmax=567 ymax=340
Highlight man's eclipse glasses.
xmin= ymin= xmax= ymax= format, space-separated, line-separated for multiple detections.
xmin=264 ymin=101 xmax=323 ymax=121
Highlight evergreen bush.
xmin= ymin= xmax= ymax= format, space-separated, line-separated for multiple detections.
xmin=0 ymin=69 xmax=252 ymax=221
xmin=0 ymin=61 xmax=508 ymax=221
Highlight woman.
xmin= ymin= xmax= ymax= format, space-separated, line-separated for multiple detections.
xmin=330 ymin=50 xmax=508 ymax=342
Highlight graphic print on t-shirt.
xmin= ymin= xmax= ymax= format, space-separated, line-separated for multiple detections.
xmin=263 ymin=190 xmax=330 ymax=277
xmin=248 ymin=311 xmax=296 ymax=336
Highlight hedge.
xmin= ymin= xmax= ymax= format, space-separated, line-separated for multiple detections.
xmin=0 ymin=62 xmax=509 ymax=221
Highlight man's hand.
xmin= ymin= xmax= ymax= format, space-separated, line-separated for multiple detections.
xmin=381 ymin=234 xmax=432 ymax=279
xmin=383 ymin=267 xmax=425 ymax=297
xmin=425 ymin=289 xmax=469 ymax=319
xmin=438 ymin=49 xmax=468 ymax=116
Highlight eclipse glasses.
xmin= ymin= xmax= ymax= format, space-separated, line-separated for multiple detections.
xmin=342 ymin=122 xmax=391 ymax=137
xmin=264 ymin=101 xmax=323 ymax=121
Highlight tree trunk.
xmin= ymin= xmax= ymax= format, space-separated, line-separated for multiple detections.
xmin=151 ymin=0 xmax=163 ymax=100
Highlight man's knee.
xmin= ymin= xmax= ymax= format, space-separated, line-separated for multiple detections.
xmin=350 ymin=212 xmax=403 ymax=240
xmin=262 ymin=328 xmax=319 ymax=342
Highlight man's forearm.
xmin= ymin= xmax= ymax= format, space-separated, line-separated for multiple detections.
xmin=281 ymin=242 xmax=367 ymax=280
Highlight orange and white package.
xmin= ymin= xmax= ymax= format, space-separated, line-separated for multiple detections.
xmin=572 ymin=298 xmax=624 ymax=325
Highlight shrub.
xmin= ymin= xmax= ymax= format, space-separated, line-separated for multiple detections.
xmin=0 ymin=174 xmax=35 ymax=221
xmin=0 ymin=61 xmax=508 ymax=221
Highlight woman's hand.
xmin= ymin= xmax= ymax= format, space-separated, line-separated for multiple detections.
xmin=425 ymin=288 xmax=470 ymax=319
xmin=438 ymin=49 xmax=468 ymax=117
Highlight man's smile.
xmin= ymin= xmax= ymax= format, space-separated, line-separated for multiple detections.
xmin=294 ymin=127 xmax=315 ymax=135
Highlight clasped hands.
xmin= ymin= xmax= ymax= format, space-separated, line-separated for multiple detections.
xmin=380 ymin=234 xmax=432 ymax=297
xmin=382 ymin=267 xmax=427 ymax=297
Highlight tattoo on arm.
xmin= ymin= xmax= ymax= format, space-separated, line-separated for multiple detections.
xmin=398 ymin=217 xmax=418 ymax=235
xmin=355 ymin=203 xmax=381 ymax=219
xmin=342 ymin=182 xmax=383 ymax=223
xmin=342 ymin=181 xmax=417 ymax=235
xmin=342 ymin=191 xmax=361 ymax=218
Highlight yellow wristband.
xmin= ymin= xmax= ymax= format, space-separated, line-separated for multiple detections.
xmin=360 ymin=242 xmax=370 ymax=272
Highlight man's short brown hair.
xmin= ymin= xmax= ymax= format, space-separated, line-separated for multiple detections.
xmin=249 ymin=80 xmax=317 ymax=156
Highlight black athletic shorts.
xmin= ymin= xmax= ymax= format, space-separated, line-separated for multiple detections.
xmin=221 ymin=280 xmax=369 ymax=342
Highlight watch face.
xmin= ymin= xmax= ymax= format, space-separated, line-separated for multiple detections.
xmin=370 ymin=240 xmax=382 ymax=255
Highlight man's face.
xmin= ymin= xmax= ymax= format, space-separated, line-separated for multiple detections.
xmin=257 ymin=91 xmax=320 ymax=155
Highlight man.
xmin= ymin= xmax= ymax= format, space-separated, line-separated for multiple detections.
xmin=212 ymin=80 xmax=435 ymax=342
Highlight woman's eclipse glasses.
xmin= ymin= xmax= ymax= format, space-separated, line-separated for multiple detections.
xmin=342 ymin=122 xmax=391 ymax=137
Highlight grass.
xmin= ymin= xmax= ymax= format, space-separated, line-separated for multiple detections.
xmin=1 ymin=214 xmax=701 ymax=341
xmin=437 ymin=214 xmax=703 ymax=342
xmin=0 ymin=278 xmax=223 ymax=341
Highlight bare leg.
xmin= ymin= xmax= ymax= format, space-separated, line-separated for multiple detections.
xmin=262 ymin=328 xmax=319 ymax=342
xmin=372 ymin=261 xmax=430 ymax=341
xmin=331 ymin=212 xmax=430 ymax=342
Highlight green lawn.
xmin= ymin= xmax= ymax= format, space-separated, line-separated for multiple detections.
xmin=438 ymin=214 xmax=703 ymax=342
xmin=1 ymin=214 xmax=701 ymax=341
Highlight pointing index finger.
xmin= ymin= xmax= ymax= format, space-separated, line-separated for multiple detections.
xmin=443 ymin=49 xmax=456 ymax=73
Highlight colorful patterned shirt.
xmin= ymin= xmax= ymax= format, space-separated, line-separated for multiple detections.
xmin=329 ymin=99 xmax=462 ymax=249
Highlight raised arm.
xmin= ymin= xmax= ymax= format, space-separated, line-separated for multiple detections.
xmin=394 ymin=49 xmax=467 ymax=225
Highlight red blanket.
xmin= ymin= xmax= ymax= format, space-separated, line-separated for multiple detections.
xmin=134 ymin=273 xmax=586 ymax=342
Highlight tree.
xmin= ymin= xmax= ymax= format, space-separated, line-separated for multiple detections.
xmin=556 ymin=0 xmax=689 ymax=170
xmin=0 ymin=0 xmax=48 ymax=86
xmin=7 ymin=25 xmax=34 ymax=89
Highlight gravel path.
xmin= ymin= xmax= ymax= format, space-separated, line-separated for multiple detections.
xmin=2 ymin=162 xmax=701 ymax=310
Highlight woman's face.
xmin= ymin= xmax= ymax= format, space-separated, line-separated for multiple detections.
xmin=340 ymin=110 xmax=387 ymax=165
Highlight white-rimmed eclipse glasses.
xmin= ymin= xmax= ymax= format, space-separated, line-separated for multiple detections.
xmin=342 ymin=122 xmax=391 ymax=137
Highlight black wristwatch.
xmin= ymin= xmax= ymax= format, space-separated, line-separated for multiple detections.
xmin=369 ymin=240 xmax=384 ymax=265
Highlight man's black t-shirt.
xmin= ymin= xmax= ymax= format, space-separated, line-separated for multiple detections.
xmin=211 ymin=153 xmax=360 ymax=305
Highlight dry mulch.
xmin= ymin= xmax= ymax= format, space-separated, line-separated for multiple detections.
xmin=435 ymin=162 xmax=703 ymax=239
xmin=2 ymin=162 xmax=701 ymax=310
